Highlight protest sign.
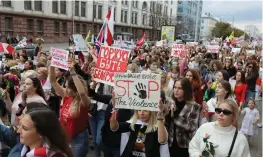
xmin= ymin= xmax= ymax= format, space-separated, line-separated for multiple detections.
xmin=50 ymin=47 xmax=69 ymax=70
xmin=171 ymin=44 xmax=187 ymax=58
xmin=231 ymin=48 xmax=241 ymax=54
xmin=72 ymin=34 xmax=88 ymax=52
xmin=156 ymin=40 xmax=167 ymax=47
xmin=93 ymin=46 xmax=130 ymax=86
xmin=186 ymin=42 xmax=198 ymax=47
xmin=114 ymin=73 xmax=161 ymax=111
xmin=206 ymin=45 xmax=220 ymax=53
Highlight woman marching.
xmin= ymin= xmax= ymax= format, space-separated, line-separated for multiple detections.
xmin=49 ymin=57 xmax=90 ymax=157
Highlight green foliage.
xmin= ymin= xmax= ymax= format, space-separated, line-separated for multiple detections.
xmin=212 ymin=22 xmax=246 ymax=38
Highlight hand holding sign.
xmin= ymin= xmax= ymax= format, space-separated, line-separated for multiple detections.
xmin=134 ymin=83 xmax=147 ymax=99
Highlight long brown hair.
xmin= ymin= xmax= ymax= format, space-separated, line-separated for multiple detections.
xmin=27 ymin=76 xmax=46 ymax=102
xmin=26 ymin=103 xmax=73 ymax=157
xmin=66 ymin=76 xmax=87 ymax=116
xmin=172 ymin=77 xmax=193 ymax=102
xmin=184 ymin=69 xmax=202 ymax=89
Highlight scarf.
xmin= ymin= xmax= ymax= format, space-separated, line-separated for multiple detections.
xmin=20 ymin=143 xmax=65 ymax=157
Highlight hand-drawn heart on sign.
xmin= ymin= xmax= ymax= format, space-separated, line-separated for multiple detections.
xmin=114 ymin=73 xmax=161 ymax=111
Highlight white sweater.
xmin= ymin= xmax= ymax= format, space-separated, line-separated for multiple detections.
xmin=189 ymin=122 xmax=250 ymax=157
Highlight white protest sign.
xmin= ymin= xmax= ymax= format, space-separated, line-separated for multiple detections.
xmin=231 ymin=48 xmax=241 ymax=54
xmin=246 ymin=50 xmax=255 ymax=56
xmin=156 ymin=40 xmax=167 ymax=47
xmin=73 ymin=34 xmax=88 ymax=52
xmin=114 ymin=73 xmax=161 ymax=111
xmin=171 ymin=44 xmax=187 ymax=58
xmin=186 ymin=42 xmax=198 ymax=47
xmin=206 ymin=45 xmax=220 ymax=53
xmin=50 ymin=47 xmax=69 ymax=70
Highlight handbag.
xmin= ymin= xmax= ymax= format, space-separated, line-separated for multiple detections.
xmin=227 ymin=128 xmax=238 ymax=157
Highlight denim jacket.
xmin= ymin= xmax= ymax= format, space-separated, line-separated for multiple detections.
xmin=0 ymin=123 xmax=22 ymax=157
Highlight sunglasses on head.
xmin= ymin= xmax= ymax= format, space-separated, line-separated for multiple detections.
xmin=215 ymin=108 xmax=233 ymax=116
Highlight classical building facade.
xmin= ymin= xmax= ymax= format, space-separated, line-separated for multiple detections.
xmin=199 ymin=13 xmax=218 ymax=40
xmin=0 ymin=0 xmax=177 ymax=43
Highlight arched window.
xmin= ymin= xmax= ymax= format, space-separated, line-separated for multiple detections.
xmin=142 ymin=2 xmax=147 ymax=10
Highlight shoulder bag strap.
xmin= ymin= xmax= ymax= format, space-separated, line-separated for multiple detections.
xmin=227 ymin=128 xmax=238 ymax=157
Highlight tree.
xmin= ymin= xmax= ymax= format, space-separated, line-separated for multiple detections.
xmin=212 ymin=22 xmax=246 ymax=38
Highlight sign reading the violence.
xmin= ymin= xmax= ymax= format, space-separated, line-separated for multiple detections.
xmin=93 ymin=46 xmax=130 ymax=86
xmin=114 ymin=73 xmax=161 ymax=111
xmin=171 ymin=44 xmax=187 ymax=58
xmin=50 ymin=47 xmax=69 ymax=70
xmin=206 ymin=45 xmax=220 ymax=53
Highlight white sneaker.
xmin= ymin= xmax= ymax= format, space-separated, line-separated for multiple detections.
xmin=257 ymin=123 xmax=262 ymax=128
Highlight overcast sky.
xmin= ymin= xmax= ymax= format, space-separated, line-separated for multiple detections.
xmin=202 ymin=0 xmax=262 ymax=32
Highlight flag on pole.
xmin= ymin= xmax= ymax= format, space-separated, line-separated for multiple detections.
xmin=85 ymin=30 xmax=91 ymax=44
xmin=95 ymin=7 xmax=114 ymax=56
xmin=136 ymin=32 xmax=146 ymax=47
xmin=228 ymin=31 xmax=234 ymax=41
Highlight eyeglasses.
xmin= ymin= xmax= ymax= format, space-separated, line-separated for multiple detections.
xmin=215 ymin=108 xmax=233 ymax=116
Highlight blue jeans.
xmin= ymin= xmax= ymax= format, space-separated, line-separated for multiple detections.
xmin=89 ymin=110 xmax=105 ymax=157
xmin=71 ymin=129 xmax=89 ymax=157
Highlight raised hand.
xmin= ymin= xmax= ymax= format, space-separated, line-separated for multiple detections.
xmin=134 ymin=83 xmax=147 ymax=99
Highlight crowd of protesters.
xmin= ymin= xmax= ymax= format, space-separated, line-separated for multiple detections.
xmin=0 ymin=38 xmax=261 ymax=157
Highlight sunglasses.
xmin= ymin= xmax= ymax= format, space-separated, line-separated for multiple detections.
xmin=215 ymin=108 xmax=233 ymax=116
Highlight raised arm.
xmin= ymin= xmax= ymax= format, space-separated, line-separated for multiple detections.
xmin=68 ymin=59 xmax=90 ymax=108
xmin=49 ymin=66 xmax=65 ymax=97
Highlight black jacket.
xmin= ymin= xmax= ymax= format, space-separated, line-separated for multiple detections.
xmin=101 ymin=103 xmax=132 ymax=149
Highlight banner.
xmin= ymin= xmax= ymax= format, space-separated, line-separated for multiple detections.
xmin=171 ymin=44 xmax=187 ymax=58
xmin=206 ymin=45 xmax=220 ymax=53
xmin=161 ymin=26 xmax=175 ymax=42
xmin=93 ymin=46 xmax=130 ymax=86
xmin=114 ymin=73 xmax=161 ymax=111
xmin=186 ymin=42 xmax=198 ymax=47
xmin=50 ymin=47 xmax=69 ymax=70
xmin=73 ymin=34 xmax=88 ymax=52
xmin=231 ymin=48 xmax=241 ymax=54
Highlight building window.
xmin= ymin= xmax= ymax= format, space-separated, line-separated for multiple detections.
xmin=132 ymin=1 xmax=138 ymax=8
xmin=81 ymin=2 xmax=86 ymax=17
xmin=93 ymin=5 xmax=96 ymax=18
xmin=201 ymin=26 xmax=204 ymax=29
xmin=27 ymin=19 xmax=34 ymax=32
xmin=60 ymin=1 xmax=66 ymax=14
xmin=34 ymin=1 xmax=42 ymax=11
xmin=5 ymin=17 xmax=13 ymax=31
xmin=54 ymin=21 xmax=59 ymax=36
xmin=52 ymin=1 xmax=58 ymax=13
xmin=2 ymin=1 xmax=11 ymax=7
xmin=131 ymin=12 xmax=137 ymax=24
xmin=36 ymin=20 xmax=44 ymax=35
xmin=122 ymin=0 xmax=128 ymax=5
xmin=62 ymin=22 xmax=67 ymax=35
xmin=170 ymin=8 xmax=172 ymax=17
xmin=171 ymin=0 xmax=173 ymax=5
xmin=202 ymin=20 xmax=204 ymax=23
xmin=76 ymin=24 xmax=80 ymax=33
xmin=82 ymin=24 xmax=87 ymax=35
xmin=98 ymin=5 xmax=102 ymax=19
xmin=142 ymin=14 xmax=146 ymax=25
xmin=75 ymin=1 xmax=79 ymax=16
xmin=24 ymin=1 xmax=32 ymax=10
xmin=121 ymin=10 xmax=127 ymax=23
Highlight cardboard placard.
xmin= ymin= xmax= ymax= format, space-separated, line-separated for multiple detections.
xmin=114 ymin=73 xmax=161 ymax=111
xmin=231 ymin=48 xmax=241 ymax=54
xmin=93 ymin=46 xmax=130 ymax=86
xmin=171 ymin=44 xmax=187 ymax=58
xmin=206 ymin=45 xmax=220 ymax=53
xmin=50 ymin=47 xmax=69 ymax=70
xmin=73 ymin=34 xmax=89 ymax=52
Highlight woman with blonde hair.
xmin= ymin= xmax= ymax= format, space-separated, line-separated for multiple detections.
xmin=49 ymin=58 xmax=90 ymax=157
xmin=110 ymin=100 xmax=169 ymax=157
xmin=189 ymin=99 xmax=250 ymax=157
